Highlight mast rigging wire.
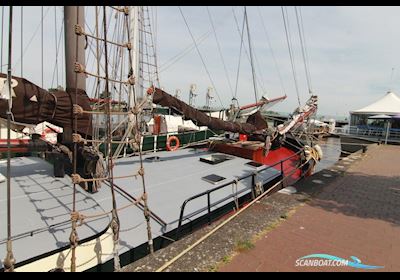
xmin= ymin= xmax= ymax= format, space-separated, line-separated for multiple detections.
xmin=54 ymin=6 xmax=59 ymax=87
xmin=20 ymin=7 xmax=23 ymax=77
xmin=233 ymin=7 xmax=245 ymax=100
xmin=41 ymin=6 xmax=44 ymax=88
xmin=295 ymin=6 xmax=313 ymax=94
xmin=298 ymin=7 xmax=313 ymax=94
xmin=159 ymin=8 xmax=233 ymax=74
xmin=206 ymin=6 xmax=234 ymax=98
xmin=51 ymin=17 xmax=64 ymax=88
xmin=244 ymin=7 xmax=259 ymax=102
xmin=257 ymin=6 xmax=287 ymax=97
xmin=1 ymin=7 xmax=4 ymax=73
xmin=102 ymin=6 xmax=122 ymax=271
xmin=125 ymin=5 xmax=155 ymax=254
xmin=281 ymin=6 xmax=301 ymax=107
xmin=4 ymin=5 xmax=16 ymax=273
xmin=232 ymin=7 xmax=267 ymax=97
xmin=12 ymin=6 xmax=51 ymax=71
xmin=178 ymin=6 xmax=224 ymax=107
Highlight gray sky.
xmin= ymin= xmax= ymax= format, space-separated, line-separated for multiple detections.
xmin=1 ymin=6 xmax=400 ymax=118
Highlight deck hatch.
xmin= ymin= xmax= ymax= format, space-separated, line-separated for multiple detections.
xmin=245 ymin=161 xmax=264 ymax=168
xmin=145 ymin=156 xmax=161 ymax=162
xmin=199 ymin=154 xmax=233 ymax=165
xmin=201 ymin=174 xmax=226 ymax=184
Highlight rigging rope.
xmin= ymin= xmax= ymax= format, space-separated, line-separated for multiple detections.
xmin=233 ymin=7 xmax=245 ymax=100
xmin=159 ymin=29 xmax=212 ymax=73
xmin=12 ymin=6 xmax=51 ymax=71
xmin=232 ymin=7 xmax=267 ymax=98
xmin=20 ymin=7 xmax=23 ymax=77
xmin=206 ymin=6 xmax=234 ymax=98
xmin=257 ymin=6 xmax=287 ymax=97
xmin=144 ymin=6 xmax=160 ymax=87
xmin=178 ymin=6 xmax=224 ymax=107
xmin=3 ymin=6 xmax=16 ymax=273
xmin=295 ymin=6 xmax=313 ymax=94
xmin=41 ymin=6 xmax=44 ymax=88
xmin=69 ymin=6 xmax=80 ymax=273
xmin=54 ymin=7 xmax=58 ymax=86
xmin=1 ymin=7 xmax=4 ymax=73
xmin=102 ymin=6 xmax=122 ymax=271
xmin=298 ymin=7 xmax=313 ymax=94
xmin=281 ymin=6 xmax=301 ymax=107
xmin=159 ymin=8 xmax=232 ymax=74
xmin=51 ymin=16 xmax=64 ymax=88
xmin=125 ymin=6 xmax=155 ymax=255
xmin=244 ymin=7 xmax=259 ymax=103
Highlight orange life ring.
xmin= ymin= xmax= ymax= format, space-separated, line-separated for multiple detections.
xmin=166 ymin=136 xmax=180 ymax=151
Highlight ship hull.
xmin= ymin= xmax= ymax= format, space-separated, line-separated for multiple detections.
xmin=1 ymin=141 xmax=315 ymax=272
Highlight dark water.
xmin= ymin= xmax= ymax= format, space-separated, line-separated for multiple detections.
xmin=314 ymin=137 xmax=342 ymax=173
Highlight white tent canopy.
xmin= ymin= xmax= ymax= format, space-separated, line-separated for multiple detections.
xmin=368 ymin=114 xmax=392 ymax=119
xmin=351 ymin=91 xmax=400 ymax=115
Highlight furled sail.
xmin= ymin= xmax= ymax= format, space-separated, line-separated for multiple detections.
xmin=0 ymin=73 xmax=92 ymax=138
xmin=149 ymin=87 xmax=269 ymax=136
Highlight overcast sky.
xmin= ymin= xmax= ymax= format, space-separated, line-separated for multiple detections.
xmin=1 ymin=6 xmax=400 ymax=118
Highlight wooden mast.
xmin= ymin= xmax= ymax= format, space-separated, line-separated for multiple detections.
xmin=64 ymin=6 xmax=85 ymax=91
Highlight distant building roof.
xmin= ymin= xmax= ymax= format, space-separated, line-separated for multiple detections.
xmin=351 ymin=91 xmax=400 ymax=115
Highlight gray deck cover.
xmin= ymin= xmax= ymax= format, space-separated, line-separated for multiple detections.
xmin=0 ymin=148 xmax=280 ymax=270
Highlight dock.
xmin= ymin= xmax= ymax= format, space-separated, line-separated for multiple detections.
xmin=121 ymin=144 xmax=400 ymax=272
xmin=219 ymin=144 xmax=400 ymax=272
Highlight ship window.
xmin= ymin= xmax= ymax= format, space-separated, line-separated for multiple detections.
xmin=199 ymin=154 xmax=233 ymax=165
xmin=202 ymin=174 xmax=226 ymax=184
xmin=245 ymin=161 xmax=263 ymax=168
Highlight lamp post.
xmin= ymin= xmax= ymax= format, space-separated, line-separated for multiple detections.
xmin=385 ymin=119 xmax=391 ymax=145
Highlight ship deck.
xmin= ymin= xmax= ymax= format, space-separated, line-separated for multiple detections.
xmin=0 ymin=148 xmax=282 ymax=271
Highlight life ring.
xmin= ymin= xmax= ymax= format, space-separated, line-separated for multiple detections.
xmin=166 ymin=136 xmax=180 ymax=151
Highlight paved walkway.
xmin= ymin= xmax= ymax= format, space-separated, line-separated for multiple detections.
xmin=219 ymin=145 xmax=400 ymax=272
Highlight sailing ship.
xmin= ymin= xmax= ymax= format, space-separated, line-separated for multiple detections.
xmin=0 ymin=6 xmax=321 ymax=272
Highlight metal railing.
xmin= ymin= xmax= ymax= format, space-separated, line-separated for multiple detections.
xmin=334 ymin=126 xmax=400 ymax=141
xmin=175 ymin=149 xmax=305 ymax=238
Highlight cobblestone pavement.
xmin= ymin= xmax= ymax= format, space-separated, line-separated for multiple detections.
xmin=219 ymin=145 xmax=400 ymax=272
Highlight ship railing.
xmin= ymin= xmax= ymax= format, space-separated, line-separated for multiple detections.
xmin=175 ymin=149 xmax=304 ymax=239
xmin=334 ymin=126 xmax=400 ymax=140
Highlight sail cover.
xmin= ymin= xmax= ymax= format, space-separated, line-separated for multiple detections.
xmin=0 ymin=73 xmax=92 ymax=137
xmin=150 ymin=88 xmax=267 ymax=136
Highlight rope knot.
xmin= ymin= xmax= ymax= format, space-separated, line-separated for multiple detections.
xmin=131 ymin=105 xmax=141 ymax=115
xmin=69 ymin=229 xmax=79 ymax=249
xmin=74 ymin=24 xmax=84 ymax=36
xmin=74 ymin=62 xmax=86 ymax=74
xmin=123 ymin=6 xmax=129 ymax=15
xmin=110 ymin=211 xmax=120 ymax=242
xmin=71 ymin=174 xmax=83 ymax=184
xmin=73 ymin=104 xmax=84 ymax=115
xmin=70 ymin=211 xmax=86 ymax=226
xmin=72 ymin=133 xmax=86 ymax=144
xmin=3 ymin=240 xmax=16 ymax=272
xmin=125 ymin=42 xmax=132 ymax=50
xmin=137 ymin=167 xmax=145 ymax=177
xmin=128 ymin=75 xmax=135 ymax=85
